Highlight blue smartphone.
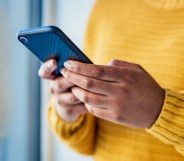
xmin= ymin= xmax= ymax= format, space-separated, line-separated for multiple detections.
xmin=17 ymin=26 xmax=93 ymax=76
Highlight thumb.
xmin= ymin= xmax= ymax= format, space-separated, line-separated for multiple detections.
xmin=38 ymin=59 xmax=57 ymax=79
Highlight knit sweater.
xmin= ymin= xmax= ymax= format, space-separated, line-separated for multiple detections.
xmin=48 ymin=0 xmax=184 ymax=160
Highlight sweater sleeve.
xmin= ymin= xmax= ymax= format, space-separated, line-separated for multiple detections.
xmin=147 ymin=89 xmax=184 ymax=156
xmin=47 ymin=98 xmax=96 ymax=155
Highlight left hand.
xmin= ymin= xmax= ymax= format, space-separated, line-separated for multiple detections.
xmin=60 ymin=59 xmax=165 ymax=128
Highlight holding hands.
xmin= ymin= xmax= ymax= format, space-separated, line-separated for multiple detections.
xmin=38 ymin=59 xmax=88 ymax=122
xmin=39 ymin=59 xmax=165 ymax=128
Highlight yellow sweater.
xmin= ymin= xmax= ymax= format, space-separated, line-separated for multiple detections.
xmin=48 ymin=0 xmax=184 ymax=160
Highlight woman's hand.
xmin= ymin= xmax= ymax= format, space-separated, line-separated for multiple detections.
xmin=38 ymin=59 xmax=88 ymax=122
xmin=60 ymin=59 xmax=165 ymax=128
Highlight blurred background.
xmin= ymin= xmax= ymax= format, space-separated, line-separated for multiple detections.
xmin=0 ymin=0 xmax=94 ymax=161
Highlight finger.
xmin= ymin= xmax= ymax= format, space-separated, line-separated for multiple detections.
xmin=64 ymin=60 xmax=141 ymax=82
xmin=54 ymin=92 xmax=82 ymax=105
xmin=71 ymin=86 xmax=109 ymax=107
xmin=61 ymin=68 xmax=116 ymax=95
xmin=50 ymin=76 xmax=75 ymax=93
xmin=85 ymin=104 xmax=109 ymax=119
xmin=38 ymin=59 xmax=57 ymax=79
xmin=63 ymin=60 xmax=122 ymax=82
xmin=108 ymin=59 xmax=142 ymax=71
xmin=63 ymin=103 xmax=88 ymax=114
xmin=55 ymin=103 xmax=88 ymax=120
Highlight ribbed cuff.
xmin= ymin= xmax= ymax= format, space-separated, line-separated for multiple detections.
xmin=48 ymin=106 xmax=85 ymax=138
xmin=147 ymin=89 xmax=184 ymax=145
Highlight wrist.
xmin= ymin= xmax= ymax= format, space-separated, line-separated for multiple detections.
xmin=147 ymin=88 xmax=165 ymax=128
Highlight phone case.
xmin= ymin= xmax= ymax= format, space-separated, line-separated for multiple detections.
xmin=17 ymin=26 xmax=93 ymax=76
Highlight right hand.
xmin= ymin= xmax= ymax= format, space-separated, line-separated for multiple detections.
xmin=38 ymin=59 xmax=88 ymax=122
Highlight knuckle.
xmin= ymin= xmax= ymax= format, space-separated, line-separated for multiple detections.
xmin=126 ymin=73 xmax=137 ymax=83
xmin=70 ymin=95 xmax=79 ymax=103
xmin=75 ymin=64 xmax=81 ymax=73
xmin=110 ymin=104 xmax=126 ymax=123
xmin=121 ymin=69 xmax=137 ymax=84
xmin=116 ymin=84 xmax=130 ymax=99
xmin=94 ymin=67 xmax=105 ymax=78
xmin=82 ymin=94 xmax=89 ymax=103
xmin=82 ymin=78 xmax=93 ymax=89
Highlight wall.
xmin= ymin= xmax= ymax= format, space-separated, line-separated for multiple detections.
xmin=0 ymin=0 xmax=40 ymax=161
xmin=41 ymin=0 xmax=95 ymax=161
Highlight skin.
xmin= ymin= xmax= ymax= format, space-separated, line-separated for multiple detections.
xmin=39 ymin=59 xmax=165 ymax=128
xmin=39 ymin=59 xmax=88 ymax=122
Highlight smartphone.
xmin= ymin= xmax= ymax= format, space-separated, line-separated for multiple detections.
xmin=17 ymin=26 xmax=93 ymax=76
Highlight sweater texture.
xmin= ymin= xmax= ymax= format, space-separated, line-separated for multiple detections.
xmin=48 ymin=0 xmax=184 ymax=160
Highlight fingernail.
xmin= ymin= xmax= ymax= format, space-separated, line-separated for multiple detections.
xmin=47 ymin=61 xmax=55 ymax=68
xmin=60 ymin=68 xmax=65 ymax=75
xmin=64 ymin=61 xmax=72 ymax=69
